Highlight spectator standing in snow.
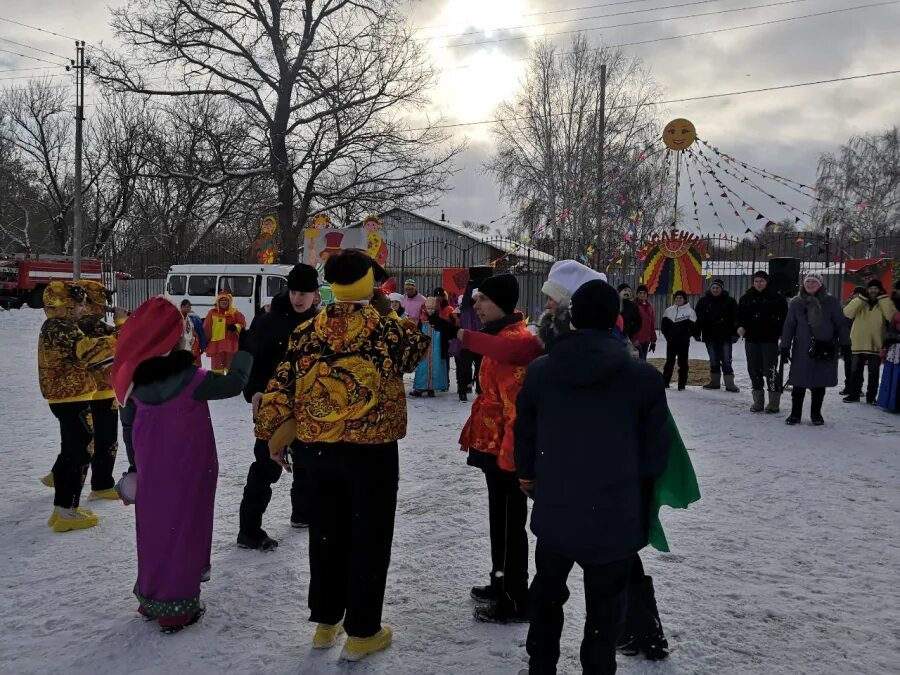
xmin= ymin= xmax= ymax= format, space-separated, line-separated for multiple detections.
xmin=180 ymin=300 xmax=207 ymax=367
xmin=453 ymin=280 xmax=484 ymax=401
xmin=660 ymin=291 xmax=696 ymax=391
xmin=694 ymin=279 xmax=740 ymax=393
xmin=203 ymin=292 xmax=246 ymax=373
xmin=515 ymin=279 xmax=670 ymax=675
xmin=617 ymin=284 xmax=643 ymax=345
xmin=736 ymin=271 xmax=788 ymax=413
xmin=633 ymin=285 xmax=657 ymax=361
xmin=236 ymin=264 xmax=320 ymax=551
xmin=876 ymin=283 xmax=900 ymax=412
xmin=779 ymin=273 xmax=851 ymax=426
xmin=839 ymin=288 xmax=865 ymax=395
xmin=255 ymin=251 xmax=429 ymax=661
xmin=112 ymin=297 xmax=252 ymax=632
xmin=842 ymin=279 xmax=896 ymax=404
xmin=411 ymin=300 xmax=450 ymax=397
xmin=400 ymin=279 xmax=426 ymax=326
xmin=459 ymin=274 xmax=542 ymax=623
xmin=38 ymin=281 xmax=116 ymax=532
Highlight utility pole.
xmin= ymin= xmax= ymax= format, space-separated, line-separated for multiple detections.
xmin=67 ymin=41 xmax=87 ymax=279
xmin=596 ymin=63 xmax=606 ymax=253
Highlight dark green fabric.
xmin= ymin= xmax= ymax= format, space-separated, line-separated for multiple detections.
xmin=194 ymin=351 xmax=252 ymax=401
xmin=648 ymin=412 xmax=701 ymax=552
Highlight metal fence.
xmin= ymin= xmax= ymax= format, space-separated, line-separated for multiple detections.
xmin=98 ymin=229 xmax=900 ymax=319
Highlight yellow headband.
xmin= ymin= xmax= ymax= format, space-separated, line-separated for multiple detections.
xmin=330 ymin=266 xmax=374 ymax=303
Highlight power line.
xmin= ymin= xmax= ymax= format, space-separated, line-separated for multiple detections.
xmin=421 ymin=0 xmax=736 ymax=40
xmin=0 ymin=66 xmax=60 ymax=73
xmin=0 ymin=15 xmax=80 ymax=41
xmin=0 ymin=46 xmax=67 ymax=66
xmin=412 ymin=69 xmax=900 ymax=131
xmin=445 ymin=1 xmax=897 ymax=69
xmin=0 ymin=36 xmax=70 ymax=62
xmin=0 ymin=72 xmax=69 ymax=81
xmin=447 ymin=0 xmax=820 ymax=48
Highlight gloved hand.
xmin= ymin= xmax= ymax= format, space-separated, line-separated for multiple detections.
xmin=780 ymin=348 xmax=791 ymax=363
xmin=227 ymin=324 xmax=239 ymax=333
xmin=841 ymin=345 xmax=852 ymax=362
xmin=649 ymin=343 xmax=656 ymax=353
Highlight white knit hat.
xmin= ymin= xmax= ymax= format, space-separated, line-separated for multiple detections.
xmin=387 ymin=292 xmax=404 ymax=302
xmin=541 ymin=260 xmax=607 ymax=306
xmin=803 ymin=272 xmax=825 ymax=285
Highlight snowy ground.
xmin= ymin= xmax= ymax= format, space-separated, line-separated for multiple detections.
xmin=1 ymin=308 xmax=898 ymax=675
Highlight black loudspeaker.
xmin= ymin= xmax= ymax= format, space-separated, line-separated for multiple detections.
xmin=768 ymin=257 xmax=801 ymax=297
xmin=468 ymin=266 xmax=493 ymax=285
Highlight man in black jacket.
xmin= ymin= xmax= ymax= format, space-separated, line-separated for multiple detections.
xmin=737 ymin=271 xmax=788 ymax=413
xmin=694 ymin=279 xmax=739 ymax=392
xmin=236 ymin=263 xmax=320 ymax=551
xmin=617 ymin=283 xmax=643 ymax=345
xmin=515 ymin=280 xmax=670 ymax=675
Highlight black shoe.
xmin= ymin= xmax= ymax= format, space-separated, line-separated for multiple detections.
xmin=866 ymin=397 xmax=877 ymax=406
xmin=785 ymin=415 xmax=800 ymax=425
xmin=237 ymin=530 xmax=279 ymax=551
xmin=409 ymin=390 xmax=423 ymax=398
xmin=470 ymin=584 xmax=501 ymax=603
xmin=664 ymin=382 xmax=670 ymax=388
xmin=843 ymin=395 xmax=860 ymax=403
xmin=473 ymin=596 xmax=529 ymax=624
xmin=838 ymin=388 xmax=847 ymax=396
xmin=427 ymin=390 xmax=435 ymax=398
xmin=811 ymin=414 xmax=825 ymax=426
xmin=677 ymin=385 xmax=686 ymax=391
xmin=458 ymin=391 xmax=468 ymax=402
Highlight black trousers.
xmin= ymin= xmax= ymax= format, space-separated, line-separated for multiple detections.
xmin=50 ymin=402 xmax=93 ymax=509
xmin=526 ymin=541 xmax=633 ymax=675
xmin=745 ymin=342 xmax=779 ymax=392
xmin=848 ymin=353 xmax=880 ymax=400
xmin=307 ymin=440 xmax=398 ymax=638
xmin=790 ymin=387 xmax=826 ymax=417
xmin=455 ymin=349 xmax=482 ymax=393
xmin=662 ymin=339 xmax=689 ymax=388
xmin=88 ymin=398 xmax=119 ymax=491
xmin=239 ymin=438 xmax=310 ymax=537
xmin=484 ymin=466 xmax=529 ymax=599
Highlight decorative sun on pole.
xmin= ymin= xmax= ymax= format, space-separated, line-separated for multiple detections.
xmin=663 ymin=118 xmax=697 ymax=151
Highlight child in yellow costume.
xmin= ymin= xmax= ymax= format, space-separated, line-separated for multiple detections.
xmin=203 ymin=292 xmax=246 ymax=373
xmin=38 ymin=281 xmax=117 ymax=532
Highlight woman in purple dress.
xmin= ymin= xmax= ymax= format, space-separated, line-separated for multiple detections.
xmin=112 ymin=297 xmax=252 ymax=632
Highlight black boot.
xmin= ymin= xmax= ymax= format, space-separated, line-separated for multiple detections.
xmin=786 ymin=387 xmax=804 ymax=425
xmin=237 ymin=529 xmax=279 ymax=551
xmin=470 ymin=574 xmax=503 ymax=603
xmin=617 ymin=575 xmax=669 ymax=661
xmin=810 ymin=388 xmax=825 ymax=426
xmin=458 ymin=391 xmax=468 ymax=402
xmin=473 ymin=590 xmax=529 ymax=624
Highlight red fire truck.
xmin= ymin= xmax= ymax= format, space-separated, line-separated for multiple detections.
xmin=0 ymin=255 xmax=104 ymax=308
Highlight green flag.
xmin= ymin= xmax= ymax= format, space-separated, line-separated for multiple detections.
xmin=648 ymin=412 xmax=700 ymax=552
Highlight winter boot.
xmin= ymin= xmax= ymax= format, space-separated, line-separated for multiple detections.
xmin=702 ymin=372 xmax=721 ymax=390
xmin=340 ymin=626 xmax=393 ymax=661
xmin=458 ymin=391 xmax=468 ymax=402
xmin=473 ymin=592 xmax=529 ymax=624
xmin=88 ymin=488 xmax=120 ymax=501
xmin=786 ymin=388 xmax=804 ymax=425
xmin=810 ymin=389 xmax=825 ymax=426
xmin=50 ymin=507 xmax=99 ymax=533
xmin=750 ymin=390 xmax=765 ymax=412
xmin=313 ymin=621 xmax=344 ymax=649
xmin=724 ymin=374 xmax=740 ymax=393
xmin=40 ymin=472 xmax=54 ymax=488
xmin=765 ymin=391 xmax=781 ymax=414
xmin=237 ymin=530 xmax=279 ymax=551
xmin=471 ymin=574 xmax=503 ymax=603
xmin=617 ymin=575 xmax=669 ymax=661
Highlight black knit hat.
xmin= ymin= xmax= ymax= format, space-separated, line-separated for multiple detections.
xmin=636 ymin=284 xmax=649 ymax=294
xmin=867 ymin=278 xmax=885 ymax=292
xmin=752 ymin=270 xmax=769 ymax=281
xmin=570 ymin=280 xmax=620 ymax=331
xmin=477 ymin=274 xmax=519 ymax=315
xmin=710 ymin=278 xmax=725 ymax=288
xmin=673 ymin=290 xmax=688 ymax=301
xmin=287 ymin=263 xmax=319 ymax=292
xmin=617 ymin=283 xmax=631 ymax=292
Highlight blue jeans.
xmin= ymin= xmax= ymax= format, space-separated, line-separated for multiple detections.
xmin=706 ymin=341 xmax=734 ymax=375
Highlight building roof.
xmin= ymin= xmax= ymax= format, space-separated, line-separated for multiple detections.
xmin=348 ymin=207 xmax=555 ymax=263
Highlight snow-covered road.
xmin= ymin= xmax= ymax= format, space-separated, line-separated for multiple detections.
xmin=1 ymin=308 xmax=897 ymax=674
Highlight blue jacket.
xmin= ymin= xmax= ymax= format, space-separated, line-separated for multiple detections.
xmin=188 ymin=314 xmax=207 ymax=350
xmin=514 ymin=330 xmax=670 ymax=564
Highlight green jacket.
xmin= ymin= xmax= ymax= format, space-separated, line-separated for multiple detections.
xmin=648 ymin=412 xmax=701 ymax=552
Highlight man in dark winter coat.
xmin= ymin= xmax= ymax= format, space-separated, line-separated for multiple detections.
xmin=515 ymin=280 xmax=670 ymax=675
xmin=737 ymin=271 xmax=788 ymax=413
xmin=694 ymin=279 xmax=739 ymax=392
xmin=236 ymin=263 xmax=320 ymax=551
xmin=617 ymin=284 xmax=643 ymax=344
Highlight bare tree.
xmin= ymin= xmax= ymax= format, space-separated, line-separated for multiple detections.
xmin=814 ymin=126 xmax=900 ymax=238
xmin=98 ymin=0 xmax=463 ymax=261
xmin=485 ymin=35 xmax=669 ymax=256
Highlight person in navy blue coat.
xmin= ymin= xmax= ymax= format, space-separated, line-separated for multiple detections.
xmin=514 ymin=280 xmax=670 ymax=675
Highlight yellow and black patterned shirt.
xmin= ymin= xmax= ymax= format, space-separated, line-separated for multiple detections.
xmin=38 ymin=318 xmax=116 ymax=404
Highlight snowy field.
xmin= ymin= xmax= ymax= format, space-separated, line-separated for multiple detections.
xmin=1 ymin=308 xmax=898 ymax=675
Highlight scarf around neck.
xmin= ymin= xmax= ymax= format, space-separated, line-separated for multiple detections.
xmin=798 ymin=288 xmax=824 ymax=329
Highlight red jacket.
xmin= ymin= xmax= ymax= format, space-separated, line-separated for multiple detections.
xmin=635 ymin=301 xmax=657 ymax=344
xmin=459 ymin=317 xmax=540 ymax=472
xmin=203 ymin=293 xmax=246 ymax=355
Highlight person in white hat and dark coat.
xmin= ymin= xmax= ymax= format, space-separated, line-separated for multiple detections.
xmin=779 ymin=272 xmax=851 ymax=425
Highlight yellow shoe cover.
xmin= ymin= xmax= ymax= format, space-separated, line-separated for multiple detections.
xmin=47 ymin=507 xmax=95 ymax=527
xmin=312 ymin=622 xmax=344 ymax=649
xmin=51 ymin=508 xmax=100 ymax=532
xmin=40 ymin=473 xmax=54 ymax=488
xmin=340 ymin=627 xmax=392 ymax=662
xmin=88 ymin=488 xmax=120 ymax=501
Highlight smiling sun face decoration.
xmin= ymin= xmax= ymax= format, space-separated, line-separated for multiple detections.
xmin=663 ymin=118 xmax=697 ymax=151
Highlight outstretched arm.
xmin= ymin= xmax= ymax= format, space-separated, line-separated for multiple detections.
xmin=460 ymin=330 xmax=544 ymax=365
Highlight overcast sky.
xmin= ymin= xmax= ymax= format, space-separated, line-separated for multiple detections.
xmin=1 ymin=0 xmax=898 ymax=236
